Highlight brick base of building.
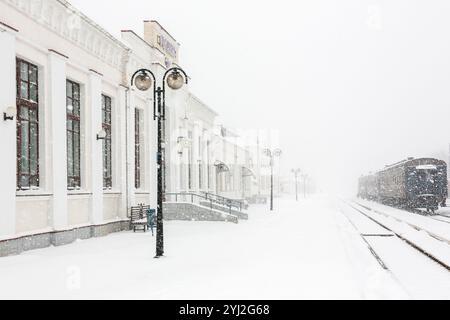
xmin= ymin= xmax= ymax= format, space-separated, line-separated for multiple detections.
xmin=0 ymin=220 xmax=131 ymax=257
xmin=163 ymin=202 xmax=239 ymax=224
xmin=0 ymin=203 xmax=243 ymax=257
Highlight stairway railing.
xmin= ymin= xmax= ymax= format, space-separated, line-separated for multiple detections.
xmin=199 ymin=192 xmax=246 ymax=212
xmin=165 ymin=192 xmax=236 ymax=216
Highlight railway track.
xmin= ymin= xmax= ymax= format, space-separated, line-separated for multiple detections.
xmin=432 ymin=216 xmax=450 ymax=225
xmin=338 ymin=203 xmax=391 ymax=271
xmin=400 ymin=207 xmax=450 ymax=225
xmin=356 ymin=198 xmax=450 ymax=225
xmin=342 ymin=200 xmax=450 ymax=272
xmin=354 ymin=201 xmax=450 ymax=245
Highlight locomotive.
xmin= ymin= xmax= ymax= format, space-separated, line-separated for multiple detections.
xmin=358 ymin=157 xmax=448 ymax=213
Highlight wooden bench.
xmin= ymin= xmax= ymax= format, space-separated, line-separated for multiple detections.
xmin=130 ymin=204 xmax=151 ymax=232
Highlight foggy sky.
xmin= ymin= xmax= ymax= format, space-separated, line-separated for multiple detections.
xmin=70 ymin=0 xmax=450 ymax=194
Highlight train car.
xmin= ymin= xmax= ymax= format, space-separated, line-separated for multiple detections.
xmin=377 ymin=158 xmax=410 ymax=206
xmin=358 ymin=174 xmax=378 ymax=200
xmin=358 ymin=158 xmax=448 ymax=213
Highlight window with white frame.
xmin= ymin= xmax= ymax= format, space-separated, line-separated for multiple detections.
xmin=66 ymin=80 xmax=81 ymax=190
xmin=102 ymin=94 xmax=112 ymax=189
xmin=206 ymin=140 xmax=211 ymax=190
xmin=16 ymin=58 xmax=39 ymax=190
xmin=135 ymin=108 xmax=142 ymax=189
xmin=188 ymin=130 xmax=193 ymax=190
xmin=198 ymin=136 xmax=203 ymax=189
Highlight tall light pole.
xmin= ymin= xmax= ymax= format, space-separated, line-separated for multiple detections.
xmin=263 ymin=148 xmax=282 ymax=211
xmin=292 ymin=169 xmax=301 ymax=201
xmin=131 ymin=67 xmax=188 ymax=258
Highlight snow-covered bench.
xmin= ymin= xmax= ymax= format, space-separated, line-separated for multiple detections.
xmin=130 ymin=204 xmax=150 ymax=232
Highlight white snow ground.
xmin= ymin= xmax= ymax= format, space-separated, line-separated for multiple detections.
xmin=0 ymin=196 xmax=446 ymax=300
xmin=356 ymin=199 xmax=450 ymax=241
xmin=339 ymin=200 xmax=450 ymax=299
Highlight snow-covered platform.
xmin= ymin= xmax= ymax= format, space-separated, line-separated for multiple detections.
xmin=0 ymin=196 xmax=444 ymax=299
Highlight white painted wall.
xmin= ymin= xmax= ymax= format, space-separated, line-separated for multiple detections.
xmin=48 ymin=51 xmax=68 ymax=229
xmin=0 ymin=29 xmax=17 ymax=238
xmin=126 ymin=89 xmax=137 ymax=208
xmin=117 ymin=86 xmax=128 ymax=218
xmin=88 ymin=71 xmax=103 ymax=224
xmin=68 ymin=196 xmax=90 ymax=226
xmin=16 ymin=197 xmax=50 ymax=233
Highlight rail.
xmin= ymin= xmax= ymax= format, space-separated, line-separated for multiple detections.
xmin=199 ymin=192 xmax=246 ymax=212
xmin=165 ymin=192 xmax=237 ymax=216
xmin=344 ymin=200 xmax=450 ymax=272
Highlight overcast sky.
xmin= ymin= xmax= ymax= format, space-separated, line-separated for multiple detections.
xmin=70 ymin=0 xmax=450 ymax=194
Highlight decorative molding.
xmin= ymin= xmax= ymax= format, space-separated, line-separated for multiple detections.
xmin=89 ymin=68 xmax=103 ymax=77
xmin=3 ymin=0 xmax=129 ymax=70
xmin=48 ymin=48 xmax=68 ymax=59
xmin=0 ymin=20 xmax=19 ymax=32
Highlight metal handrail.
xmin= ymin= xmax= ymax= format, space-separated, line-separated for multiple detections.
xmin=199 ymin=192 xmax=245 ymax=212
xmin=165 ymin=192 xmax=236 ymax=215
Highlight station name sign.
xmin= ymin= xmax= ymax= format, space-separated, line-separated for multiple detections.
xmin=157 ymin=34 xmax=177 ymax=59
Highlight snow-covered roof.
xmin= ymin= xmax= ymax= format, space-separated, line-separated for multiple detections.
xmin=416 ymin=165 xmax=438 ymax=170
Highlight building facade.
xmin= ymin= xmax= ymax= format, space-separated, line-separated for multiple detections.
xmin=0 ymin=0 xmax=259 ymax=255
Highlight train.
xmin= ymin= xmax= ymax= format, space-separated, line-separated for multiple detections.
xmin=358 ymin=157 xmax=448 ymax=213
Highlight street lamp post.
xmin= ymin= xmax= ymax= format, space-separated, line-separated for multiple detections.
xmin=292 ymin=169 xmax=301 ymax=201
xmin=263 ymin=148 xmax=282 ymax=211
xmin=131 ymin=67 xmax=188 ymax=258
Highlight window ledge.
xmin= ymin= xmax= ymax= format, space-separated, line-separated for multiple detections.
xmin=16 ymin=192 xmax=53 ymax=200
xmin=135 ymin=190 xmax=150 ymax=195
xmin=16 ymin=190 xmax=52 ymax=198
xmin=103 ymin=190 xmax=121 ymax=195
xmin=68 ymin=190 xmax=92 ymax=196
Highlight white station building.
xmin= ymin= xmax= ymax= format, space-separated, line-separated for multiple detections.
xmin=0 ymin=0 xmax=263 ymax=256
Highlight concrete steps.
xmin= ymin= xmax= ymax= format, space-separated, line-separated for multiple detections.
xmin=163 ymin=203 xmax=239 ymax=224
xmin=199 ymin=201 xmax=248 ymax=220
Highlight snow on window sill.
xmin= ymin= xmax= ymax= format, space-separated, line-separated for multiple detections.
xmin=16 ymin=189 xmax=52 ymax=197
xmin=103 ymin=189 xmax=121 ymax=195
xmin=68 ymin=190 xmax=92 ymax=196
xmin=135 ymin=190 xmax=150 ymax=194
